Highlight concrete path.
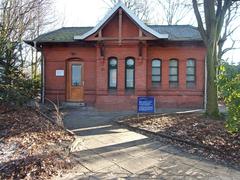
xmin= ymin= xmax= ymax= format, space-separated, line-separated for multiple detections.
xmin=53 ymin=107 xmax=239 ymax=180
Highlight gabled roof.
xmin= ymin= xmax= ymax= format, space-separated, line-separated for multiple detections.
xmin=149 ymin=25 xmax=202 ymax=41
xmin=25 ymin=2 xmax=203 ymax=45
xmin=27 ymin=25 xmax=201 ymax=43
xmin=74 ymin=1 xmax=169 ymax=40
xmin=32 ymin=27 xmax=93 ymax=43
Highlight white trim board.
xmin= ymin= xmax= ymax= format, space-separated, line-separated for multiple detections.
xmin=74 ymin=1 xmax=168 ymax=40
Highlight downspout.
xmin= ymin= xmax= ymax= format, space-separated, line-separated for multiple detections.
xmin=204 ymin=56 xmax=207 ymax=111
xmin=41 ymin=50 xmax=45 ymax=104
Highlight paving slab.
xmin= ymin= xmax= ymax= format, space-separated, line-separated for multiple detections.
xmin=114 ymin=131 xmax=148 ymax=141
xmin=146 ymin=148 xmax=173 ymax=161
xmin=81 ymin=137 xmax=107 ymax=150
xmin=100 ymin=164 xmax=131 ymax=175
xmin=100 ymin=150 xmax=133 ymax=163
xmin=52 ymin=107 xmax=240 ymax=180
xmin=121 ymin=141 xmax=163 ymax=158
xmin=117 ymin=155 xmax=159 ymax=174
xmin=74 ymin=153 xmax=116 ymax=172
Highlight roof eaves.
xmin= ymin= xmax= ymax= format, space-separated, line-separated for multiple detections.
xmin=168 ymin=38 xmax=202 ymax=41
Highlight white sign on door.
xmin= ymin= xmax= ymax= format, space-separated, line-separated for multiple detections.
xmin=56 ymin=70 xmax=64 ymax=77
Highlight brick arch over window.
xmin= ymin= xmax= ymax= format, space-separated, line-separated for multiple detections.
xmin=65 ymin=57 xmax=84 ymax=62
xmin=169 ymin=59 xmax=179 ymax=88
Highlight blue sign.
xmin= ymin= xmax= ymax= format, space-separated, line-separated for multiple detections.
xmin=137 ymin=96 xmax=155 ymax=113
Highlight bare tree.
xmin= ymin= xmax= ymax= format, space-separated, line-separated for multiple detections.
xmin=0 ymin=0 xmax=54 ymax=81
xmin=218 ymin=2 xmax=240 ymax=66
xmin=107 ymin=0 xmax=151 ymax=22
xmin=192 ymin=0 xmax=240 ymax=117
xmin=30 ymin=0 xmax=54 ymax=79
xmin=157 ymin=0 xmax=192 ymax=25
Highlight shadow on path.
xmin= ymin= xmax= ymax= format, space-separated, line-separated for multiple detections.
xmin=56 ymin=107 xmax=239 ymax=180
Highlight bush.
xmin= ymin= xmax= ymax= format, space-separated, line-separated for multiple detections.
xmin=219 ymin=69 xmax=240 ymax=133
xmin=224 ymin=75 xmax=240 ymax=133
xmin=218 ymin=63 xmax=239 ymax=100
xmin=0 ymin=76 xmax=40 ymax=106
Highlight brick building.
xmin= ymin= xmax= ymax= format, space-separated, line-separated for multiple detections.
xmin=26 ymin=2 xmax=206 ymax=110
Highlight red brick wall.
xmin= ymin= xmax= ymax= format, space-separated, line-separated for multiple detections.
xmin=95 ymin=44 xmax=148 ymax=110
xmin=102 ymin=12 xmax=119 ymax=37
xmin=43 ymin=44 xmax=205 ymax=110
xmin=43 ymin=45 xmax=96 ymax=105
xmin=122 ymin=13 xmax=139 ymax=37
xmin=42 ymin=9 xmax=206 ymax=111
xmin=93 ymin=43 xmax=206 ymax=110
xmin=146 ymin=45 xmax=206 ymax=109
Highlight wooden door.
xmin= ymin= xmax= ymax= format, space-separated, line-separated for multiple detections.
xmin=67 ymin=61 xmax=84 ymax=102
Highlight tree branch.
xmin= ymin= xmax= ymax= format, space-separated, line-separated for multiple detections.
xmin=192 ymin=0 xmax=207 ymax=45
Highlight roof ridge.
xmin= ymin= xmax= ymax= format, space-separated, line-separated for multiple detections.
xmin=148 ymin=24 xmax=196 ymax=27
xmin=61 ymin=26 xmax=94 ymax=28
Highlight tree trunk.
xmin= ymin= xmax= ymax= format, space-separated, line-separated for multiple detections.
xmin=34 ymin=49 xmax=38 ymax=79
xmin=206 ymin=42 xmax=219 ymax=117
xmin=31 ymin=48 xmax=34 ymax=79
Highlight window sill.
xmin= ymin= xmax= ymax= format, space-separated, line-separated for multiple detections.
xmin=186 ymin=87 xmax=196 ymax=90
xmin=151 ymin=85 xmax=162 ymax=89
xmin=125 ymin=89 xmax=135 ymax=95
xmin=108 ymin=89 xmax=117 ymax=95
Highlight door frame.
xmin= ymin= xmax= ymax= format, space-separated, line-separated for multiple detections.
xmin=66 ymin=60 xmax=84 ymax=102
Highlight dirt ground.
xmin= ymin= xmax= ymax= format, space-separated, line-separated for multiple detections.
xmin=0 ymin=106 xmax=75 ymax=179
xmin=119 ymin=112 xmax=240 ymax=169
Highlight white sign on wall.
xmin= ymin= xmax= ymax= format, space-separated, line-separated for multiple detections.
xmin=56 ymin=70 xmax=64 ymax=77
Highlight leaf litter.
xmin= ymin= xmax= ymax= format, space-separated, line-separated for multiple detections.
xmin=0 ymin=107 xmax=75 ymax=179
xmin=120 ymin=113 xmax=240 ymax=169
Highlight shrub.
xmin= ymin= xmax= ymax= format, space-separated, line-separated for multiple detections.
xmin=0 ymin=76 xmax=40 ymax=106
xmin=224 ymin=75 xmax=240 ymax=133
xmin=219 ymin=69 xmax=240 ymax=133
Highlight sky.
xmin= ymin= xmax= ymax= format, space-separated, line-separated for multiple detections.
xmin=50 ymin=0 xmax=240 ymax=64
xmin=54 ymin=0 xmax=110 ymax=27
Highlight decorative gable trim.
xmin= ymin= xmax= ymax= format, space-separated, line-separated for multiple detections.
xmin=74 ymin=2 xmax=168 ymax=40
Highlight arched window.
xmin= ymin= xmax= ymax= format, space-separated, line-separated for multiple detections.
xmin=108 ymin=57 xmax=118 ymax=89
xmin=186 ymin=59 xmax=196 ymax=88
xmin=152 ymin=59 xmax=161 ymax=86
xmin=125 ymin=57 xmax=135 ymax=89
xmin=169 ymin=59 xmax=179 ymax=88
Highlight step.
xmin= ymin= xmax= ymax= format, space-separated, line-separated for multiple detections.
xmin=62 ymin=102 xmax=86 ymax=107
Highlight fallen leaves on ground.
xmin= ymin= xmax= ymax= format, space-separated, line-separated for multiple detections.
xmin=120 ymin=113 xmax=240 ymax=168
xmin=0 ymin=107 xmax=75 ymax=179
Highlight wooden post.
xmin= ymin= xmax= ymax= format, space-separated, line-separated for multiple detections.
xmin=118 ymin=8 xmax=122 ymax=45
xmin=98 ymin=29 xmax=102 ymax=39
xmin=139 ymin=28 xmax=143 ymax=38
